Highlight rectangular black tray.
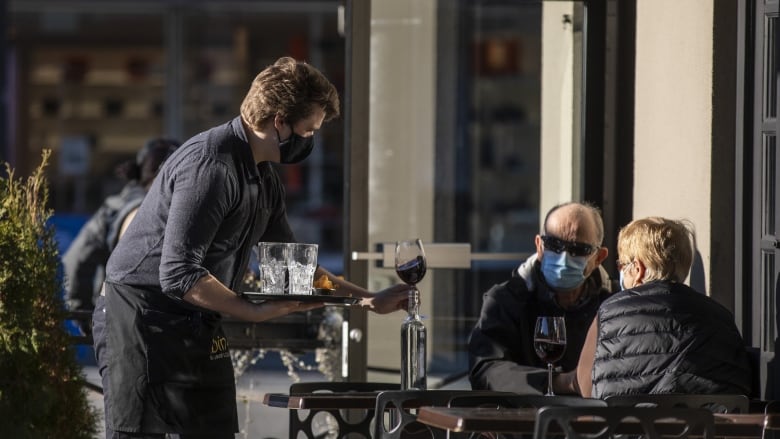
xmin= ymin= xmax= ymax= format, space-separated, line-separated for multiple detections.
xmin=241 ymin=291 xmax=360 ymax=306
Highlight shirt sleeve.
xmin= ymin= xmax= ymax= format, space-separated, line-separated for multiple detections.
xmin=158 ymin=155 xmax=238 ymax=298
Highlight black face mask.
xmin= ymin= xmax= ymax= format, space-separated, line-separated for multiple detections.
xmin=276 ymin=128 xmax=314 ymax=164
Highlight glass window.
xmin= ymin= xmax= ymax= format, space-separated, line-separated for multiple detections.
xmin=434 ymin=0 xmax=545 ymax=376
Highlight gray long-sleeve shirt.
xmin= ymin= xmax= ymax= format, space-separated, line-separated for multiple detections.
xmin=106 ymin=117 xmax=295 ymax=299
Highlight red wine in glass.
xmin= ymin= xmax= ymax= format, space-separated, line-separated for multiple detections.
xmin=534 ymin=316 xmax=567 ymax=396
xmin=396 ymin=256 xmax=427 ymax=285
xmin=534 ymin=339 xmax=566 ymax=364
xmin=395 ymin=239 xmax=427 ymax=285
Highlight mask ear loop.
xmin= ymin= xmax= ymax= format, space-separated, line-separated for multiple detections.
xmin=273 ymin=114 xmax=288 ymax=144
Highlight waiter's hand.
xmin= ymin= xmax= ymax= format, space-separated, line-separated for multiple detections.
xmin=360 ymin=284 xmax=410 ymax=314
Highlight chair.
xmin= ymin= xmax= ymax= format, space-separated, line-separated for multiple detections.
xmin=374 ymin=390 xmax=497 ymax=439
xmin=763 ymin=400 xmax=780 ymax=439
xmin=288 ymin=381 xmax=399 ymax=439
xmin=604 ymin=393 xmax=750 ymax=413
xmin=533 ymin=406 xmax=716 ymax=439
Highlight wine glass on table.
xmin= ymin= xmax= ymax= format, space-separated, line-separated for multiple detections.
xmin=395 ymin=239 xmax=427 ymax=389
xmin=534 ymin=316 xmax=567 ymax=396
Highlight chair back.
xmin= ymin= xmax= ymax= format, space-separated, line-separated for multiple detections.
xmin=374 ymin=390 xmax=488 ymax=439
xmin=289 ymin=381 xmax=399 ymax=439
xmin=763 ymin=400 xmax=780 ymax=439
xmin=533 ymin=406 xmax=715 ymax=439
xmin=448 ymin=394 xmax=607 ymax=409
xmin=604 ymin=393 xmax=750 ymax=413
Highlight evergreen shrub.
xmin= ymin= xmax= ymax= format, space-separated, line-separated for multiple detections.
xmin=0 ymin=150 xmax=98 ymax=438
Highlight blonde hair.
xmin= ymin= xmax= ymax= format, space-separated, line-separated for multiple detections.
xmin=240 ymin=57 xmax=340 ymax=131
xmin=617 ymin=217 xmax=694 ymax=283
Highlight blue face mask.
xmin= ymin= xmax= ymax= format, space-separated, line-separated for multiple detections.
xmin=618 ymin=261 xmax=633 ymax=291
xmin=540 ymin=250 xmax=590 ymax=291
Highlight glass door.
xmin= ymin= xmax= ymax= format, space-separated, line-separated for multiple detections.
xmin=345 ymin=0 xmax=585 ymax=383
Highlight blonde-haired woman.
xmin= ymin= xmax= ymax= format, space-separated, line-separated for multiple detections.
xmin=555 ymin=217 xmax=752 ymax=398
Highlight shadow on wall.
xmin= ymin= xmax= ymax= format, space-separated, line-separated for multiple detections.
xmin=689 ymin=249 xmax=706 ymax=295
xmin=767 ymin=275 xmax=780 ymax=400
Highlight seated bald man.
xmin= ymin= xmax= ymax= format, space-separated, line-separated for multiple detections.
xmin=468 ymin=201 xmax=614 ymax=395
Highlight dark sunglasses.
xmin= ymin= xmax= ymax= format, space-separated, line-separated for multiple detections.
xmin=541 ymin=235 xmax=598 ymax=257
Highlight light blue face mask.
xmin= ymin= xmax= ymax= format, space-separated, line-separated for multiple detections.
xmin=540 ymin=250 xmax=590 ymax=291
xmin=618 ymin=261 xmax=633 ymax=291
xmin=619 ymin=269 xmax=626 ymax=291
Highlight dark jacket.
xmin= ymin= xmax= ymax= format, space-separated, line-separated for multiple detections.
xmin=468 ymin=254 xmax=614 ymax=393
xmin=591 ymin=280 xmax=752 ymax=398
xmin=63 ymin=181 xmax=146 ymax=312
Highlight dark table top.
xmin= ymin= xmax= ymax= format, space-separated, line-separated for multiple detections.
xmin=416 ymin=406 xmax=779 ymax=437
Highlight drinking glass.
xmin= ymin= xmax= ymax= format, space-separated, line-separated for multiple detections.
xmin=257 ymin=242 xmax=289 ymax=294
xmin=395 ymin=239 xmax=428 ymax=390
xmin=534 ymin=316 xmax=567 ymax=396
xmin=288 ymin=243 xmax=318 ymax=295
xmin=394 ymin=239 xmax=427 ymax=286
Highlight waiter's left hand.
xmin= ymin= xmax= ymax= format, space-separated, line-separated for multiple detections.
xmin=361 ymin=284 xmax=410 ymax=314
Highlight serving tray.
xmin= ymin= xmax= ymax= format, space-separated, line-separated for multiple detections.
xmin=241 ymin=291 xmax=360 ymax=306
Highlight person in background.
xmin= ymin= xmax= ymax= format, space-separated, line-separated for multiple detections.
xmin=62 ymin=137 xmax=180 ymax=333
xmin=468 ymin=201 xmax=614 ymax=394
xmin=554 ymin=216 xmax=752 ymax=397
xmin=92 ymin=56 xmax=409 ymax=439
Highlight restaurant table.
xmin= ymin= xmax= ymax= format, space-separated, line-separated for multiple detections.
xmin=416 ymin=406 xmax=780 ymax=437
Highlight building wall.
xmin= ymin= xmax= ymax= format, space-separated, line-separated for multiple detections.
xmin=540 ymin=1 xmax=578 ymax=217
xmin=633 ymin=0 xmax=714 ymax=293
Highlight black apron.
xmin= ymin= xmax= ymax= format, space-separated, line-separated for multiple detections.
xmin=102 ymin=281 xmax=238 ymax=434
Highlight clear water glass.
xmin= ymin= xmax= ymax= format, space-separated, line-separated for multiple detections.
xmin=288 ymin=243 xmax=318 ymax=295
xmin=258 ymin=242 xmax=289 ymax=294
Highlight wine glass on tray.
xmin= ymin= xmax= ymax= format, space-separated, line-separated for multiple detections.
xmin=534 ymin=316 xmax=567 ymax=396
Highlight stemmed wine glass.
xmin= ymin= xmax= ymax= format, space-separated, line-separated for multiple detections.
xmin=395 ymin=239 xmax=428 ymax=390
xmin=534 ymin=316 xmax=567 ymax=396
xmin=394 ymin=239 xmax=427 ymax=287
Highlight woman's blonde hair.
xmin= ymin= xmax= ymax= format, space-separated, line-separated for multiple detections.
xmin=617 ymin=217 xmax=694 ymax=283
xmin=240 ymin=56 xmax=340 ymax=131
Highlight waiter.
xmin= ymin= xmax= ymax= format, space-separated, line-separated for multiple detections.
xmin=92 ymin=57 xmax=409 ymax=439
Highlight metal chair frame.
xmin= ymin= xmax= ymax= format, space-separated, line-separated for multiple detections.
xmin=374 ymin=390 xmax=500 ymax=439
xmin=533 ymin=406 xmax=716 ymax=439
xmin=288 ymin=381 xmax=399 ymax=439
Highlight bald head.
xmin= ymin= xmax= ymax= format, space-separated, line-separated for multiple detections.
xmin=543 ymin=202 xmax=604 ymax=248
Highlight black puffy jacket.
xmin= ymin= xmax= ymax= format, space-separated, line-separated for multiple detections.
xmin=591 ymin=280 xmax=752 ymax=398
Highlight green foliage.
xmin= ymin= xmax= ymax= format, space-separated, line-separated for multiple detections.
xmin=0 ymin=150 xmax=98 ymax=438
